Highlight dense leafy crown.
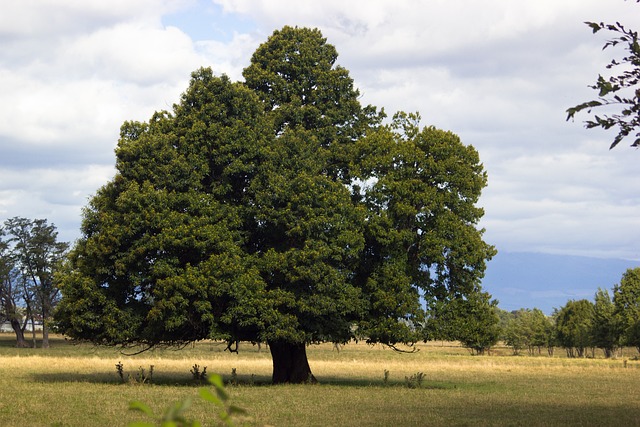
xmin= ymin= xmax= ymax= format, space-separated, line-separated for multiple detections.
xmin=55 ymin=26 xmax=494 ymax=350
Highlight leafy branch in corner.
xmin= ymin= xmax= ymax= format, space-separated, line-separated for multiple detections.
xmin=128 ymin=374 xmax=247 ymax=427
xmin=567 ymin=7 xmax=640 ymax=149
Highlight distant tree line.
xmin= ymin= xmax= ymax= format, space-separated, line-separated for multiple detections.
xmin=444 ymin=267 xmax=640 ymax=358
xmin=551 ymin=268 xmax=640 ymax=358
xmin=0 ymin=217 xmax=68 ymax=348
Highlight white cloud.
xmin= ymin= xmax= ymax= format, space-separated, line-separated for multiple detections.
xmin=59 ymin=23 xmax=201 ymax=85
xmin=0 ymin=164 xmax=115 ymax=242
xmin=0 ymin=0 xmax=204 ymax=241
xmin=0 ymin=0 xmax=189 ymax=38
xmin=195 ymin=32 xmax=262 ymax=79
xmin=0 ymin=4 xmax=213 ymax=160
xmin=479 ymin=145 xmax=640 ymax=258
xmin=2 ymin=0 xmax=640 ymax=261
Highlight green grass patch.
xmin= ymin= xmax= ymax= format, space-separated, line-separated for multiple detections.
xmin=0 ymin=334 xmax=638 ymax=426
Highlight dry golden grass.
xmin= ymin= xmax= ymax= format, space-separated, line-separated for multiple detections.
xmin=0 ymin=337 xmax=638 ymax=426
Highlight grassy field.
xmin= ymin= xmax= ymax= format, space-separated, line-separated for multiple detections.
xmin=0 ymin=335 xmax=638 ymax=426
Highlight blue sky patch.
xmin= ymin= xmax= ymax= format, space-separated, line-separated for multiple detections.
xmin=162 ymin=0 xmax=255 ymax=42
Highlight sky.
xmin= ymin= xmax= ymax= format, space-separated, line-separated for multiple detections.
xmin=2 ymin=1 xmax=640 ymax=272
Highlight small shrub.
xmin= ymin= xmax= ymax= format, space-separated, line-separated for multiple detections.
xmin=135 ymin=365 xmax=153 ymax=384
xmin=230 ymin=368 xmax=238 ymax=386
xmin=405 ymin=372 xmax=426 ymax=389
xmin=190 ymin=364 xmax=207 ymax=382
xmin=116 ymin=362 xmax=154 ymax=385
xmin=116 ymin=361 xmax=125 ymax=383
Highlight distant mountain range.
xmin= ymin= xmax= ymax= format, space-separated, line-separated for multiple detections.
xmin=481 ymin=252 xmax=639 ymax=315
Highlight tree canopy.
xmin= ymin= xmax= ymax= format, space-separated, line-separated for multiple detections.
xmin=589 ymin=287 xmax=620 ymax=358
xmin=55 ymin=26 xmax=495 ymax=383
xmin=554 ymin=299 xmax=595 ymax=358
xmin=613 ymin=267 xmax=640 ymax=352
xmin=502 ymin=308 xmax=553 ymax=356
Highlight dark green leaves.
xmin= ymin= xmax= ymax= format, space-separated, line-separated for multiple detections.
xmin=613 ymin=268 xmax=640 ymax=351
xmin=243 ymin=25 xmax=383 ymax=179
xmin=353 ymin=114 xmax=495 ymax=344
xmin=56 ymin=27 xmax=494 ymax=360
xmin=568 ymin=18 xmax=640 ymax=148
xmin=129 ymin=374 xmax=247 ymax=427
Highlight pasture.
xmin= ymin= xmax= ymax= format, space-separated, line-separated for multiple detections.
xmin=0 ymin=335 xmax=638 ymax=426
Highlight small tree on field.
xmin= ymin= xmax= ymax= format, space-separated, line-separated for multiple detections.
xmin=0 ymin=228 xmax=29 ymax=347
xmin=592 ymin=288 xmax=620 ymax=358
xmin=506 ymin=310 xmax=529 ymax=355
xmin=4 ymin=218 xmax=68 ymax=348
xmin=529 ymin=308 xmax=554 ymax=355
xmin=431 ymin=290 xmax=500 ymax=355
xmin=502 ymin=308 xmax=553 ymax=356
xmin=503 ymin=308 xmax=551 ymax=356
xmin=613 ymin=268 xmax=640 ymax=353
xmin=555 ymin=299 xmax=595 ymax=358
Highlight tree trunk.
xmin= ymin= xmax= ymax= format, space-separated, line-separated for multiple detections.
xmin=268 ymin=340 xmax=317 ymax=384
xmin=10 ymin=318 xmax=29 ymax=348
xmin=30 ymin=316 xmax=37 ymax=348
xmin=41 ymin=321 xmax=50 ymax=349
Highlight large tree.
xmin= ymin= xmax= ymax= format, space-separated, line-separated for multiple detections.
xmin=55 ymin=27 xmax=494 ymax=383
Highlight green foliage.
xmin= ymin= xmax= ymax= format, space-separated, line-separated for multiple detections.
xmin=115 ymin=361 xmax=155 ymax=384
xmin=404 ymin=372 xmax=426 ymax=389
xmin=190 ymin=364 xmax=207 ymax=382
xmin=555 ymin=299 xmax=595 ymax=358
xmin=613 ymin=268 xmax=640 ymax=352
xmin=592 ymin=288 xmax=620 ymax=357
xmin=357 ymin=113 xmax=496 ymax=346
xmin=1 ymin=217 xmax=68 ymax=348
xmin=428 ymin=290 xmax=501 ymax=354
xmin=497 ymin=268 xmax=640 ymax=360
xmin=503 ymin=308 xmax=554 ymax=356
xmin=55 ymin=26 xmax=495 ymax=382
xmin=243 ymin=25 xmax=383 ymax=178
xmin=116 ymin=361 xmax=125 ymax=382
xmin=567 ymin=5 xmax=640 ymax=148
xmin=0 ymin=226 xmax=28 ymax=347
xmin=129 ymin=374 xmax=247 ymax=427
